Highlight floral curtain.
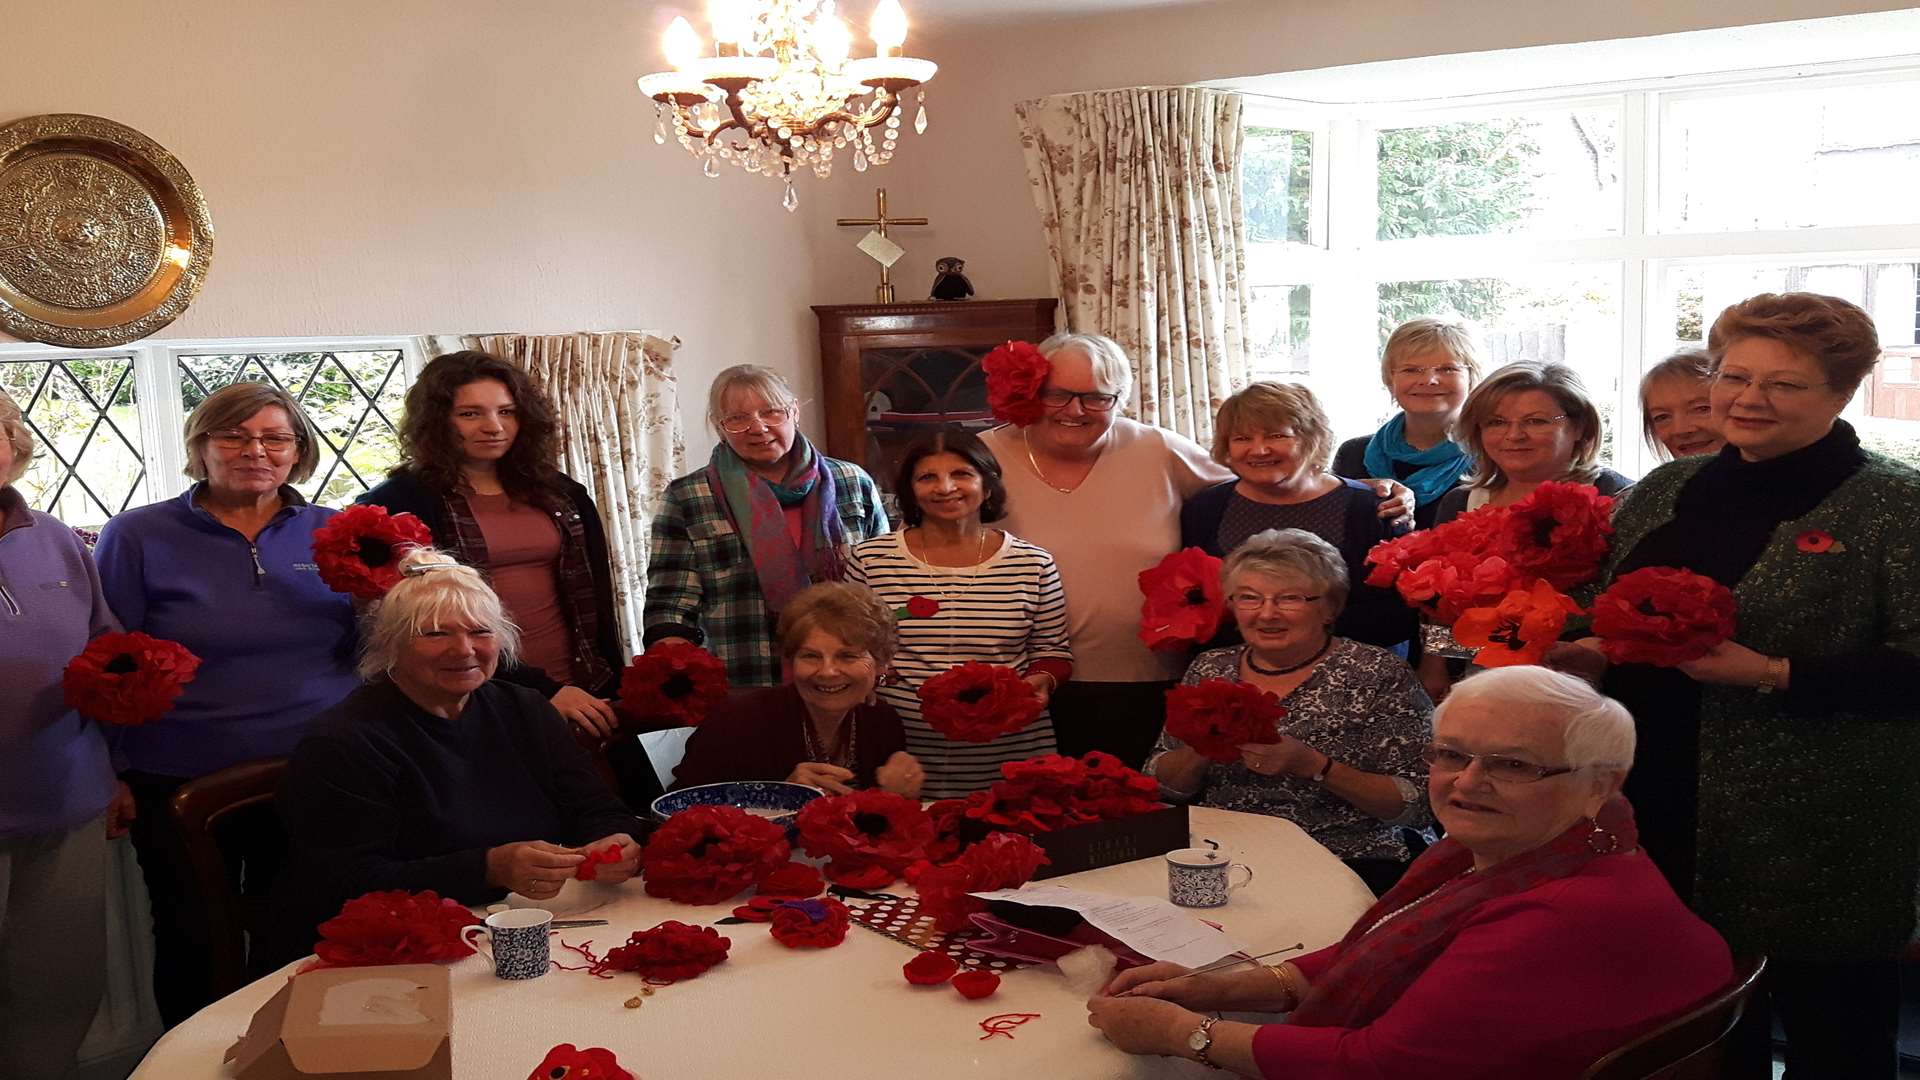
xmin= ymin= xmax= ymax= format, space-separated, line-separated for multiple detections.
xmin=1015 ymin=86 xmax=1252 ymax=444
xmin=419 ymin=332 xmax=685 ymax=656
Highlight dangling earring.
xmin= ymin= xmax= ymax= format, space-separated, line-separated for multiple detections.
xmin=1585 ymin=816 xmax=1620 ymax=855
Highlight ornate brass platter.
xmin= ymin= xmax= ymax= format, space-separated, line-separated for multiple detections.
xmin=0 ymin=114 xmax=214 ymax=347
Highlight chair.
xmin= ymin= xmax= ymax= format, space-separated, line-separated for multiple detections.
xmin=168 ymin=758 xmax=290 ymax=998
xmin=1580 ymin=955 xmax=1768 ymax=1080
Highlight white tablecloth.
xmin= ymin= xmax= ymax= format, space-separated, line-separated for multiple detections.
xmin=131 ymin=807 xmax=1375 ymax=1080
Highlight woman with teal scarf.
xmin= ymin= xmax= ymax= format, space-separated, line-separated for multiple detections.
xmin=1332 ymin=318 xmax=1482 ymax=529
xmin=645 ymin=365 xmax=889 ymax=688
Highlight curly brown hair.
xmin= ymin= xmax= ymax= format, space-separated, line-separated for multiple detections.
xmin=1707 ymin=292 xmax=1881 ymax=396
xmin=398 ymin=351 xmax=564 ymax=508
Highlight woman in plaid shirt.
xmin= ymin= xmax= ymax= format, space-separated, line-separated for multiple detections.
xmin=645 ymin=365 xmax=889 ymax=687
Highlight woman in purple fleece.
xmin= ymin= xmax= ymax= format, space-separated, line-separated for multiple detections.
xmin=0 ymin=389 xmax=135 ymax=1080
xmin=94 ymin=381 xmax=360 ymax=1025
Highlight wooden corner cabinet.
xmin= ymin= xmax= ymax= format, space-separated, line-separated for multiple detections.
xmin=813 ymin=298 xmax=1059 ymax=511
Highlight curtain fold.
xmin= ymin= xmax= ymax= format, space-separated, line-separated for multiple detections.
xmin=1015 ymin=86 xmax=1252 ymax=444
xmin=419 ymin=332 xmax=685 ymax=657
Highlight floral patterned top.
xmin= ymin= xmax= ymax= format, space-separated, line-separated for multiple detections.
xmin=1146 ymin=639 xmax=1435 ymax=862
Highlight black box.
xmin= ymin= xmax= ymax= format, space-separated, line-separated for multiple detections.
xmin=1029 ymin=803 xmax=1190 ymax=879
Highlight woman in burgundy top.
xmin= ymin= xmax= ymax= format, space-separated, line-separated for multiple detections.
xmin=674 ymin=582 xmax=922 ymax=796
xmin=1087 ymin=666 xmax=1733 ymax=1078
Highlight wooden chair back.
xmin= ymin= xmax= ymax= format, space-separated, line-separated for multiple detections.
xmin=1580 ymin=955 xmax=1768 ymax=1079
xmin=168 ymin=758 xmax=290 ymax=997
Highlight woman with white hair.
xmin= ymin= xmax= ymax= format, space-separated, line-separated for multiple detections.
xmin=1090 ymin=666 xmax=1733 ymax=1078
xmin=646 ymin=364 xmax=889 ymax=688
xmin=278 ymin=549 xmax=648 ymax=951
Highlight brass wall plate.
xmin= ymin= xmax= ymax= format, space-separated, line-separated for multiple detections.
xmin=0 ymin=113 xmax=214 ymax=347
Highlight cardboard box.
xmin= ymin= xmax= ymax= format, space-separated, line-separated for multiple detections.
xmin=1029 ymin=802 xmax=1190 ymax=879
xmin=226 ymin=964 xmax=452 ymax=1080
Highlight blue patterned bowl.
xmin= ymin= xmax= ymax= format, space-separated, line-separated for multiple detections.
xmin=650 ymin=781 xmax=823 ymax=827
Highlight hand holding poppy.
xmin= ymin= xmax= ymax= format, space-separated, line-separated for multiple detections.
xmin=1163 ymin=680 xmax=1285 ymax=763
xmin=1677 ymin=640 xmax=1783 ymax=689
xmin=575 ymin=834 xmax=640 ymax=883
xmin=1591 ymin=567 xmax=1737 ymax=667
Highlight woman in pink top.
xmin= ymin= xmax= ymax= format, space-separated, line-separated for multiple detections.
xmin=1086 ymin=666 xmax=1734 ymax=1079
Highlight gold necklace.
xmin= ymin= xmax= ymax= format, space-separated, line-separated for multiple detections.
xmin=1023 ymin=429 xmax=1081 ymax=494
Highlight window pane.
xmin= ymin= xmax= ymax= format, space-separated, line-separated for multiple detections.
xmin=178 ymin=351 xmax=409 ymax=506
xmin=1379 ymin=264 xmax=1624 ymax=465
xmin=1660 ymin=79 xmax=1920 ymax=233
xmin=1 ymin=354 xmax=144 ymax=530
xmin=1248 ymin=284 xmax=1311 ymax=377
xmin=1376 ymin=106 xmax=1622 ymax=240
xmin=1243 ymin=127 xmax=1313 ymax=245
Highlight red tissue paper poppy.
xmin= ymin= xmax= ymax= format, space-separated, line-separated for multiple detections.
xmin=755 ymin=861 xmax=826 ymax=899
xmin=982 ymin=340 xmax=1051 ymax=427
xmin=923 ymin=793 xmax=996 ymax=864
xmin=599 ymin=920 xmax=731 ymax=981
xmin=903 ymin=950 xmax=959 ymax=985
xmin=575 ymin=841 xmax=624 ymax=881
xmin=310 ymin=890 xmax=481 ymax=969
xmin=525 ymin=1045 xmax=633 ymax=1080
xmin=62 ymin=631 xmax=202 ymax=727
xmin=971 ymin=753 xmax=1160 ymax=835
xmin=1495 ymin=481 xmax=1615 ymax=591
xmin=952 ymin=969 xmax=1001 ymax=999
xmin=1137 ymin=547 xmax=1227 ymax=651
xmin=619 ymin=641 xmax=731 ymax=729
xmin=796 ymin=790 xmax=935 ymax=887
xmin=311 ymin=504 xmax=434 ymax=599
xmin=918 ymin=662 xmax=1044 ymax=744
xmin=1392 ymin=551 xmax=1521 ymax=626
xmin=1590 ymin=567 xmax=1737 ymax=667
xmin=1453 ymin=580 xmax=1585 ymax=668
xmin=1163 ymin=680 xmax=1285 ymax=764
xmin=641 ymin=804 xmax=791 ymax=905
xmin=915 ymin=832 xmax=1050 ymax=932
xmin=768 ymin=898 xmax=851 ymax=949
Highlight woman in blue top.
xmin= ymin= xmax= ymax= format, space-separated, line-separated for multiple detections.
xmin=1331 ymin=317 xmax=1484 ymax=530
xmin=94 ymin=381 xmax=358 ymax=1025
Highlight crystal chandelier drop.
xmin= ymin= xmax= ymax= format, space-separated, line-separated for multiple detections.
xmin=638 ymin=0 xmax=936 ymax=211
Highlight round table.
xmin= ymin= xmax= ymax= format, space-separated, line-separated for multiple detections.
xmin=132 ymin=807 xmax=1375 ymax=1079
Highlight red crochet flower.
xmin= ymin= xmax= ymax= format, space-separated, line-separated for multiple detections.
xmin=311 ymin=504 xmax=435 ymax=599
xmin=903 ymin=950 xmax=959 ymax=985
xmin=1454 ymin=580 xmax=1585 ymax=667
xmin=311 ymin=890 xmax=481 ymax=969
xmin=1795 ymin=529 xmax=1837 ymax=553
xmin=796 ymin=791 xmax=934 ymax=887
xmin=982 ymin=340 xmax=1051 ymax=427
xmin=1495 ymin=481 xmax=1615 ymax=591
xmin=768 ymin=898 xmax=851 ymax=949
xmin=619 ymin=641 xmax=731 ymax=728
xmin=62 ymin=631 xmax=202 ymax=727
xmin=599 ymin=921 xmax=730 ymax=981
xmin=915 ymin=832 xmax=1050 ymax=932
xmin=1591 ymin=567 xmax=1737 ymax=667
xmin=575 ymin=841 xmax=624 ymax=881
xmin=756 ymin=862 xmax=826 ymax=899
xmin=1137 ymin=547 xmax=1227 ymax=650
xmin=641 ymin=805 xmax=791 ymax=905
xmin=903 ymin=595 xmax=941 ymax=619
xmin=952 ymin=969 xmax=1001 ymax=999
xmin=525 ymin=1044 xmax=633 ymax=1080
xmin=917 ymin=662 xmax=1044 ymax=743
xmin=1163 ymin=679 xmax=1285 ymax=763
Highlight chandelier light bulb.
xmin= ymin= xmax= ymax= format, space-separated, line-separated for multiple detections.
xmin=870 ymin=0 xmax=908 ymax=54
xmin=816 ymin=15 xmax=852 ymax=70
xmin=708 ymin=0 xmax=751 ymax=46
xmin=663 ymin=16 xmax=703 ymax=69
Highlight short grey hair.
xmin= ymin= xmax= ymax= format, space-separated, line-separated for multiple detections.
xmin=183 ymin=382 xmax=322 ymax=483
xmin=357 ymin=548 xmax=521 ymax=681
xmin=1220 ymin=528 xmax=1349 ymax=618
xmin=0 ymin=388 xmax=33 ymax=487
xmin=707 ymin=364 xmax=800 ymax=437
xmin=1436 ymin=666 xmax=1635 ymax=770
xmin=1038 ymin=332 xmax=1133 ymax=409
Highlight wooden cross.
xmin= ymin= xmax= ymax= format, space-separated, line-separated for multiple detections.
xmin=836 ymin=187 xmax=927 ymax=303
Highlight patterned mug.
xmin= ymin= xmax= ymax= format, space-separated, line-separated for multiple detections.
xmin=1166 ymin=847 xmax=1254 ymax=908
xmin=461 ymin=908 xmax=552 ymax=979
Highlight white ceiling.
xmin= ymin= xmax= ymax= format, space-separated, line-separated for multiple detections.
xmin=906 ymin=0 xmax=1217 ymax=32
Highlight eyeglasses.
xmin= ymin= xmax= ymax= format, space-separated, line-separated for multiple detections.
xmin=1038 ymin=388 xmax=1120 ymax=412
xmin=1481 ymin=414 xmax=1567 ymax=436
xmin=1392 ymin=363 xmax=1469 ymax=380
xmin=1712 ymin=372 xmax=1827 ymax=400
xmin=1228 ymin=591 xmax=1323 ymax=612
xmin=719 ymin=406 xmax=796 ymax=434
xmin=1420 ymin=744 xmax=1576 ymax=784
xmin=208 ymin=430 xmax=299 ymax=453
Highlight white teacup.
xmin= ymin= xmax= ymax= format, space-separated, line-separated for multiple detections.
xmin=1166 ymin=847 xmax=1253 ymax=908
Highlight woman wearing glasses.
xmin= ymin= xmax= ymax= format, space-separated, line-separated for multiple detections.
xmin=1556 ymin=293 xmax=1920 ymax=1077
xmin=94 ymin=381 xmax=359 ymax=1024
xmin=1638 ymin=348 xmax=1725 ymax=461
xmin=645 ymin=364 xmax=888 ymax=689
xmin=1333 ymin=317 xmax=1484 ymax=530
xmin=980 ymin=333 xmax=1234 ymax=768
xmin=1145 ymin=529 xmax=1432 ymax=895
xmin=1092 ymin=667 xmax=1733 ymax=1079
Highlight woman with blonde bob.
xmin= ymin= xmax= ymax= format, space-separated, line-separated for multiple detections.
xmin=1638 ymin=349 xmax=1725 ymax=461
xmin=1335 ymin=317 xmax=1484 ymax=528
xmin=280 ymin=548 xmax=650 ymax=951
xmin=1093 ymin=666 xmax=1732 ymax=1079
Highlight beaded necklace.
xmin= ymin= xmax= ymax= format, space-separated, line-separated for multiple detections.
xmin=802 ymin=711 xmax=858 ymax=770
xmin=1360 ymin=867 xmax=1476 ymax=937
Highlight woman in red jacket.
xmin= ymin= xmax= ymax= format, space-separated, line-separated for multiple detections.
xmin=1086 ymin=665 xmax=1733 ymax=1079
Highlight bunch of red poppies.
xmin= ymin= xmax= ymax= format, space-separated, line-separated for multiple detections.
xmin=310 ymin=890 xmax=481 ymax=969
xmin=1163 ymin=679 xmax=1285 ymax=763
xmin=912 ymin=831 xmax=1051 ymax=933
xmin=640 ymin=805 xmax=791 ymax=905
xmin=795 ymin=790 xmax=936 ymax=888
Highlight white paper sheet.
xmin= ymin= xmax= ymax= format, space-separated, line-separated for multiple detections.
xmin=969 ymin=884 xmax=1250 ymax=968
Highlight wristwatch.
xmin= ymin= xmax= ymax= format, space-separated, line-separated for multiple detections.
xmin=1187 ymin=1015 xmax=1221 ymax=1068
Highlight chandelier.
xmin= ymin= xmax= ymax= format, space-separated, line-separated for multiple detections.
xmin=637 ymin=0 xmax=936 ymax=210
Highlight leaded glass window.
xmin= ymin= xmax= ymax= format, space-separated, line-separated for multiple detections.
xmin=0 ymin=353 xmax=144 ymax=529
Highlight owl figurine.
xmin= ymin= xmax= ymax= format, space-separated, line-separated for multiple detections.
xmin=930 ymin=257 xmax=974 ymax=301
xmin=527 ymin=1044 xmax=634 ymax=1080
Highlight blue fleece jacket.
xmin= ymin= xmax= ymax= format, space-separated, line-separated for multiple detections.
xmin=93 ymin=485 xmax=359 ymax=778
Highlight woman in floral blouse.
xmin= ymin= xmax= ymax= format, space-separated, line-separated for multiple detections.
xmin=1148 ymin=528 xmax=1434 ymax=895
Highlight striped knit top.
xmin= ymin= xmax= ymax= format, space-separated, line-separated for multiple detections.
xmin=847 ymin=529 xmax=1073 ymax=798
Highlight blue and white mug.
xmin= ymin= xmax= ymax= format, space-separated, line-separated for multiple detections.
xmin=461 ymin=907 xmax=551 ymax=979
xmin=1166 ymin=847 xmax=1254 ymax=908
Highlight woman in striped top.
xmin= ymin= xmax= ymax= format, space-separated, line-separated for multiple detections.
xmin=848 ymin=429 xmax=1073 ymax=798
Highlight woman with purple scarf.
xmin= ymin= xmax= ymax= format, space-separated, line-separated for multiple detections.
xmin=645 ymin=364 xmax=889 ymax=688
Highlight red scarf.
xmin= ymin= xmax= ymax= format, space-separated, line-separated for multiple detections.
xmin=1290 ymin=797 xmax=1639 ymax=1030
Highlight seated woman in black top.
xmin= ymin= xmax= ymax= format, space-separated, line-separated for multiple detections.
xmin=278 ymin=548 xmax=649 ymax=947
